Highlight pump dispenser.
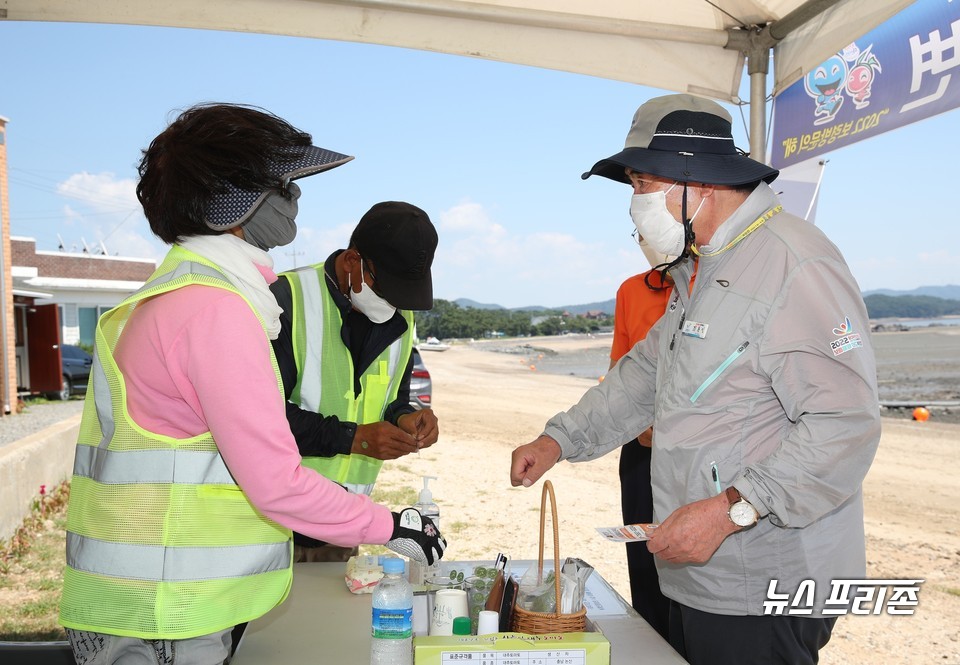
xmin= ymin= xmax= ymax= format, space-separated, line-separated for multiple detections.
xmin=414 ymin=476 xmax=440 ymax=531
xmin=408 ymin=476 xmax=440 ymax=585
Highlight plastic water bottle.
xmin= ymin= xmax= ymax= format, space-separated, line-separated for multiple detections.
xmin=371 ymin=557 xmax=413 ymax=665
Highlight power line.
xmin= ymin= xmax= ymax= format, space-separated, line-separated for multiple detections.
xmin=8 ymin=167 xmax=138 ymax=209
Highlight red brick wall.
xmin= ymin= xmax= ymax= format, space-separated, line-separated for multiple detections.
xmin=12 ymin=238 xmax=155 ymax=281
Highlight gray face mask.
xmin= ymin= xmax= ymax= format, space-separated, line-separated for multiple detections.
xmin=241 ymin=181 xmax=301 ymax=251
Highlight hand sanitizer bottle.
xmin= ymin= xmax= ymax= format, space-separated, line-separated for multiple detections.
xmin=408 ymin=476 xmax=440 ymax=585
xmin=414 ymin=476 xmax=440 ymax=531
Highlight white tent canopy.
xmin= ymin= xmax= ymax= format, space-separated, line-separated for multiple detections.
xmin=1 ymin=0 xmax=913 ymax=160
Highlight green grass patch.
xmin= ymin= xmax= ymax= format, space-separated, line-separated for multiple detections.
xmin=20 ymin=598 xmax=59 ymax=618
xmin=358 ymin=544 xmax=390 ymax=558
xmin=445 ymin=521 xmax=468 ymax=534
xmin=32 ymin=577 xmax=62 ymax=592
xmin=0 ymin=482 xmax=69 ymax=641
xmin=371 ymin=486 xmax=418 ymax=507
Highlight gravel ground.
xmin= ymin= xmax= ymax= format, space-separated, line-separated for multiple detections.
xmin=0 ymin=398 xmax=85 ymax=448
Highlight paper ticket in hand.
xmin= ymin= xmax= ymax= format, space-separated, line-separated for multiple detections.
xmin=596 ymin=523 xmax=658 ymax=542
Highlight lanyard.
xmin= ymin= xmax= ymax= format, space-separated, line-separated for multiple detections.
xmin=691 ymin=205 xmax=783 ymax=258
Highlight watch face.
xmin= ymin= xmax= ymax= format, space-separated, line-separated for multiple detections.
xmin=730 ymin=500 xmax=758 ymax=527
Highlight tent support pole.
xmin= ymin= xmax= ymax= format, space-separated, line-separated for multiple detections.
xmin=749 ymin=67 xmax=768 ymax=163
xmin=727 ymin=0 xmax=844 ymax=164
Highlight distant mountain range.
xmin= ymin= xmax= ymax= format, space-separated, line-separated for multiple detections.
xmin=454 ymin=284 xmax=960 ymax=314
xmin=862 ymin=285 xmax=960 ymax=300
xmin=453 ymin=297 xmax=617 ymax=315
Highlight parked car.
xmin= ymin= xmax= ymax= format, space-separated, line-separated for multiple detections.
xmin=409 ymin=348 xmax=432 ymax=409
xmin=55 ymin=344 xmax=93 ymax=400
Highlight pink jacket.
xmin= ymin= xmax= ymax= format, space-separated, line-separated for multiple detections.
xmin=113 ymin=267 xmax=395 ymax=547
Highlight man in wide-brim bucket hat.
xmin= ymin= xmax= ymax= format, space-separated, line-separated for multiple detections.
xmin=511 ymin=93 xmax=881 ymax=665
xmin=582 ymin=94 xmax=780 ymax=266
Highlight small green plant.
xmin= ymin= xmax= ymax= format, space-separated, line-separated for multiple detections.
xmin=0 ymin=481 xmax=70 ymax=640
xmin=370 ymin=486 xmax=418 ymax=507
xmin=1 ymin=483 xmax=69 ymax=564
xmin=32 ymin=577 xmax=61 ymax=592
xmin=18 ymin=396 xmax=52 ymax=412
xmin=20 ymin=598 xmax=59 ymax=618
xmin=445 ymin=521 xmax=468 ymax=534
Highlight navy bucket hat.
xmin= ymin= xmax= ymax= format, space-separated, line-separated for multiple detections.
xmin=582 ymin=94 xmax=779 ymax=187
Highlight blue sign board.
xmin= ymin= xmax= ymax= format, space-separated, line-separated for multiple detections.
xmin=771 ymin=0 xmax=960 ymax=168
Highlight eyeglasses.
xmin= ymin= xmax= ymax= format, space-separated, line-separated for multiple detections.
xmin=359 ymin=256 xmax=385 ymax=297
xmin=625 ymin=170 xmax=656 ymax=193
xmin=275 ymin=177 xmax=293 ymax=199
xmin=627 ymin=171 xmax=682 ymax=198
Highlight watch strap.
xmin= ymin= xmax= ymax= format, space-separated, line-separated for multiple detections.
xmin=724 ymin=486 xmax=742 ymax=506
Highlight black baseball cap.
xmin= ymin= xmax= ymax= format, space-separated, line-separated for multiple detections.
xmin=350 ymin=201 xmax=438 ymax=311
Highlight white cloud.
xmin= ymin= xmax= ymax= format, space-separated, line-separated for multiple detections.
xmin=57 ymin=172 xmax=139 ymax=213
xmin=439 ymin=201 xmax=505 ymax=236
xmin=432 ymin=200 xmax=640 ymax=308
xmin=916 ymin=250 xmax=954 ymax=265
xmin=52 ymin=172 xmax=162 ymax=260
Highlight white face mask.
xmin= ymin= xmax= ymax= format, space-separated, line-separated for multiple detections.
xmin=348 ymin=258 xmax=397 ymax=324
xmin=638 ymin=237 xmax=677 ymax=270
xmin=629 ymin=184 xmax=705 ymax=258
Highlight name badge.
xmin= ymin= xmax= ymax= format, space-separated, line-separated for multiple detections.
xmin=682 ymin=320 xmax=709 ymax=339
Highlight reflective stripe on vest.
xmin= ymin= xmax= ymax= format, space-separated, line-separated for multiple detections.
xmin=282 ymin=264 xmax=414 ymax=495
xmin=294 ymin=264 xmax=327 ymax=412
xmin=66 ymin=532 xmax=290 ymax=582
xmin=59 ymin=246 xmax=293 ymax=640
xmin=73 ymin=445 xmax=236 ymax=485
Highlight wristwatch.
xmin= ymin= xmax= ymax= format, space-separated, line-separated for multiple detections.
xmin=725 ymin=486 xmax=759 ymax=528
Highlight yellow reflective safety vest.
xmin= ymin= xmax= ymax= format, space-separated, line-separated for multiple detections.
xmin=281 ymin=263 xmax=414 ymax=495
xmin=59 ymin=246 xmax=293 ymax=640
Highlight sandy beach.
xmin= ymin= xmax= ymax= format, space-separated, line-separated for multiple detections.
xmin=371 ymin=332 xmax=960 ymax=664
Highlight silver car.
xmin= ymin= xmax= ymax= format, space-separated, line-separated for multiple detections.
xmin=409 ymin=348 xmax=432 ymax=409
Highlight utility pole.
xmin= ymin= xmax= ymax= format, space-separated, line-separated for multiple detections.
xmin=285 ymin=244 xmax=305 ymax=269
xmin=0 ymin=115 xmax=12 ymax=415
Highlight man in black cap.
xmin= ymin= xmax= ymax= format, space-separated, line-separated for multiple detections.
xmin=271 ymin=201 xmax=440 ymax=562
xmin=511 ymin=94 xmax=880 ymax=664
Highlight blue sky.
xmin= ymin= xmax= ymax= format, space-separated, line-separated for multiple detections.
xmin=1 ymin=20 xmax=958 ymax=309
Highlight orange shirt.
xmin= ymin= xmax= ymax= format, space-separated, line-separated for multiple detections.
xmin=610 ymin=266 xmax=697 ymax=363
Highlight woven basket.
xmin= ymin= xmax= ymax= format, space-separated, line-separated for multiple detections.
xmin=510 ymin=480 xmax=587 ymax=634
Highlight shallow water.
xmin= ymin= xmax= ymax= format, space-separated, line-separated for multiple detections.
xmin=527 ymin=329 xmax=960 ymax=423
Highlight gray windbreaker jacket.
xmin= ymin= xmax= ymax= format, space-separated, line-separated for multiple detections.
xmin=546 ymin=184 xmax=880 ymax=617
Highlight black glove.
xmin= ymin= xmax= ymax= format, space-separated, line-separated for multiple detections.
xmin=386 ymin=508 xmax=447 ymax=566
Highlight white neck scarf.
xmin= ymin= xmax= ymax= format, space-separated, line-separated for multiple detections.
xmin=178 ymin=233 xmax=283 ymax=339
